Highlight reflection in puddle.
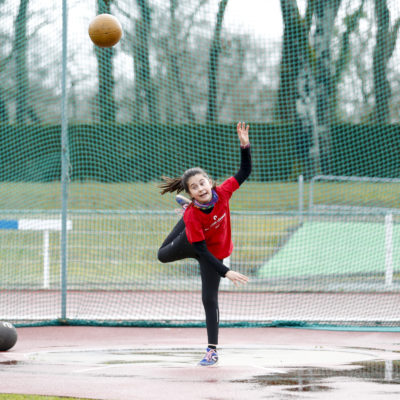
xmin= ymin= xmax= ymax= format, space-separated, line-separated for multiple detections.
xmin=233 ymin=360 xmax=400 ymax=393
xmin=0 ymin=360 xmax=19 ymax=365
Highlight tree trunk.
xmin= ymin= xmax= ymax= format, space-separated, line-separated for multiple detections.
xmin=373 ymin=0 xmax=391 ymax=124
xmin=277 ymin=0 xmax=342 ymax=177
xmin=275 ymin=0 xmax=302 ymax=123
xmin=332 ymin=0 xmax=365 ymax=122
xmin=133 ymin=0 xmax=158 ymax=122
xmin=278 ymin=0 xmax=315 ymax=179
xmin=14 ymin=0 xmax=29 ymax=123
xmin=206 ymin=0 xmax=228 ymax=123
xmin=95 ymin=0 xmax=116 ymax=123
xmin=0 ymin=87 xmax=8 ymax=122
xmin=313 ymin=0 xmax=341 ymax=174
xmin=166 ymin=0 xmax=195 ymax=123
xmin=14 ymin=0 xmax=39 ymax=123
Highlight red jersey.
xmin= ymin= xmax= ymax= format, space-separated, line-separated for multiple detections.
xmin=183 ymin=176 xmax=239 ymax=260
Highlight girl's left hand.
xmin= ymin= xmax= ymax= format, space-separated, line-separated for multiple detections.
xmin=237 ymin=121 xmax=250 ymax=147
xmin=225 ymin=270 xmax=249 ymax=287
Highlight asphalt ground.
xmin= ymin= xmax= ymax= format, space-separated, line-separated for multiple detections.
xmin=0 ymin=327 xmax=399 ymax=399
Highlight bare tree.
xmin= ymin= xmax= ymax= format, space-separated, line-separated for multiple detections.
xmin=275 ymin=0 xmax=313 ymax=123
xmin=94 ymin=0 xmax=117 ymax=122
xmin=0 ymin=87 xmax=6 ymax=122
xmin=206 ymin=0 xmax=228 ymax=123
xmin=165 ymin=0 xmax=195 ymax=123
xmin=132 ymin=0 xmax=158 ymax=122
xmin=313 ymin=0 xmax=342 ymax=174
xmin=373 ymin=0 xmax=400 ymax=123
xmin=276 ymin=0 xmax=366 ymax=176
xmin=332 ymin=0 xmax=366 ymax=121
xmin=0 ymin=0 xmax=8 ymax=122
xmin=14 ymin=0 xmax=40 ymax=123
xmin=276 ymin=0 xmax=315 ymax=178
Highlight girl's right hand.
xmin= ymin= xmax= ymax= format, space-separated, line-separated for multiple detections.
xmin=237 ymin=121 xmax=250 ymax=147
xmin=225 ymin=270 xmax=249 ymax=287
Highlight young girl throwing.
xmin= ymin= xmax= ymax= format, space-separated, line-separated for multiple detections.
xmin=157 ymin=122 xmax=252 ymax=366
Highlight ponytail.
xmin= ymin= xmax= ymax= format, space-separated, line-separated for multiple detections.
xmin=158 ymin=176 xmax=185 ymax=195
xmin=159 ymin=167 xmax=215 ymax=196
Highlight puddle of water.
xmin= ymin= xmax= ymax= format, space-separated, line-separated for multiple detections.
xmin=28 ymin=348 xmax=201 ymax=367
xmin=233 ymin=360 xmax=400 ymax=393
xmin=27 ymin=346 xmax=379 ymax=368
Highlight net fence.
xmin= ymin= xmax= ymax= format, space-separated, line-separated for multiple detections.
xmin=0 ymin=0 xmax=400 ymax=328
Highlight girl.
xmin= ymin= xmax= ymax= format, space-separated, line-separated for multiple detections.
xmin=157 ymin=121 xmax=251 ymax=366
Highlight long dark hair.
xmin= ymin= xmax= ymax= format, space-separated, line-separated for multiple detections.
xmin=159 ymin=167 xmax=216 ymax=195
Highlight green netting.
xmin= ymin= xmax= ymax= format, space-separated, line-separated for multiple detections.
xmin=0 ymin=0 xmax=400 ymax=329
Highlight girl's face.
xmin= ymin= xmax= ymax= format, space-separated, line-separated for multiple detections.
xmin=187 ymin=173 xmax=213 ymax=203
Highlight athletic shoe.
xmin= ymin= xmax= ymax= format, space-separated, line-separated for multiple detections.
xmin=176 ymin=194 xmax=191 ymax=209
xmin=198 ymin=347 xmax=218 ymax=366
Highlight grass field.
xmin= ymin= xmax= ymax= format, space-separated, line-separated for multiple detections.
xmin=0 ymin=180 xmax=399 ymax=210
xmin=0 ymin=181 xmax=302 ymax=210
xmin=0 ymin=180 xmax=399 ymax=289
xmin=0 ymin=212 xmax=299 ymax=288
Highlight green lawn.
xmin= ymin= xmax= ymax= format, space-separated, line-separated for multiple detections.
xmin=0 ymin=212 xmax=299 ymax=287
xmin=0 ymin=180 xmax=398 ymax=288
xmin=0 ymin=181 xmax=301 ymax=211
xmin=0 ymin=180 xmax=399 ymax=211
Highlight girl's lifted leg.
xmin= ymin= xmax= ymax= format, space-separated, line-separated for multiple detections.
xmin=157 ymin=218 xmax=197 ymax=263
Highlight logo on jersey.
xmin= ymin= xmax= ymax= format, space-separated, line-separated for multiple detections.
xmin=204 ymin=213 xmax=226 ymax=231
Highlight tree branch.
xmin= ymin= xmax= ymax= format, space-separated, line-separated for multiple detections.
xmin=387 ymin=17 xmax=400 ymax=61
xmin=182 ymin=0 xmax=209 ymax=44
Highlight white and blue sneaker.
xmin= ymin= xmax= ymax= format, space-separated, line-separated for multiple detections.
xmin=198 ymin=347 xmax=218 ymax=366
xmin=175 ymin=194 xmax=191 ymax=215
xmin=176 ymin=194 xmax=191 ymax=209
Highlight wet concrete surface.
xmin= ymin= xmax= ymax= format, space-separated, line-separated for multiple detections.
xmin=1 ymin=327 xmax=400 ymax=399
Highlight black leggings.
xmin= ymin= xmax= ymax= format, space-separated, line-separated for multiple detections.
xmin=157 ymin=218 xmax=221 ymax=345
